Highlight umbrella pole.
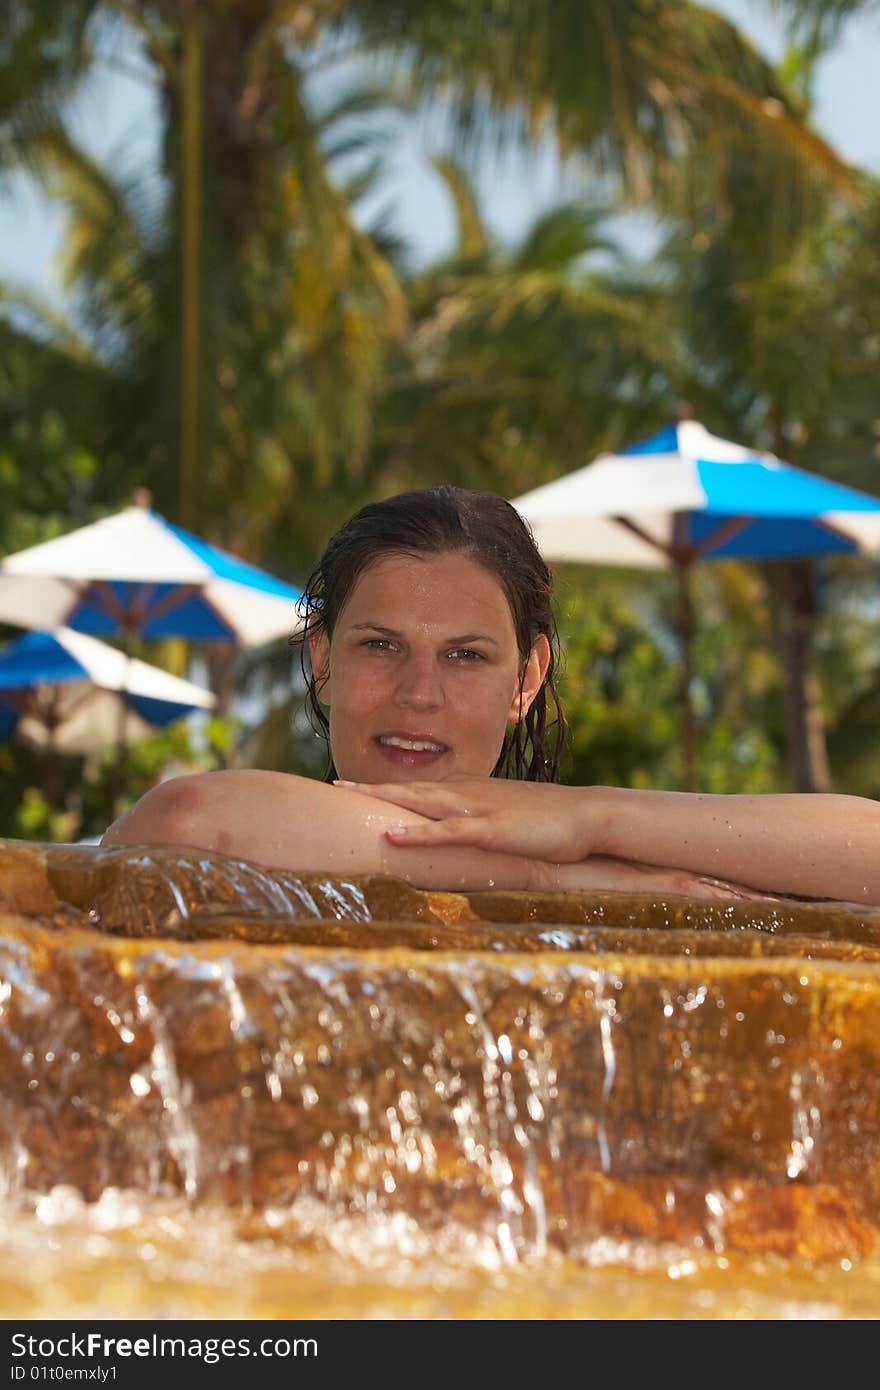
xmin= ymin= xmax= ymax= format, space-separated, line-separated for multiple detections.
xmin=111 ymin=714 xmax=128 ymax=827
xmin=108 ymin=645 xmax=132 ymax=828
xmin=37 ymin=693 xmax=64 ymax=814
xmin=676 ymin=562 xmax=698 ymax=792
xmin=45 ymin=731 xmax=64 ymax=817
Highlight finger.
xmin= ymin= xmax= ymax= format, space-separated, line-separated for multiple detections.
xmin=333 ymin=780 xmax=393 ymax=797
xmin=384 ymin=817 xmax=491 ymax=848
xmin=696 ymin=875 xmax=773 ymax=901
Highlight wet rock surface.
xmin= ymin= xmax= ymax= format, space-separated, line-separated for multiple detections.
xmin=2 ymin=835 xmax=880 ymax=1315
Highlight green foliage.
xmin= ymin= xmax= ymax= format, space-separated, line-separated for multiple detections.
xmin=555 ymin=568 xmax=782 ymax=793
xmin=14 ymin=787 xmax=79 ymax=844
xmin=1 ymin=718 xmax=233 ymax=844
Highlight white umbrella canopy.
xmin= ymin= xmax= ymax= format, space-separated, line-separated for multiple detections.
xmin=0 ymin=495 xmax=304 ymax=647
xmin=513 ymin=420 xmax=880 ymax=567
xmin=0 ymin=627 xmax=215 ymax=756
xmin=512 ymin=419 xmax=880 ymax=789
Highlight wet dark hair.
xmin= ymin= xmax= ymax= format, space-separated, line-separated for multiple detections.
xmin=294 ymin=485 xmax=567 ymax=781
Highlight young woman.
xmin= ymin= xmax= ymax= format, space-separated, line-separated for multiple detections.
xmin=102 ymin=487 xmax=880 ymax=905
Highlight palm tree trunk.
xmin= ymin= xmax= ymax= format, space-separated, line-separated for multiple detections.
xmin=772 ymin=559 xmax=831 ymax=793
xmin=179 ymin=2 xmax=204 ymax=528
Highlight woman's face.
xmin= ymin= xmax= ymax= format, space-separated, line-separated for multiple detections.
xmin=309 ymin=550 xmax=550 ymax=783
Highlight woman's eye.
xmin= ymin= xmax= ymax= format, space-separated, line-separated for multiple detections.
xmin=448 ymin=648 xmax=485 ymax=662
xmin=362 ymin=638 xmax=396 ymax=652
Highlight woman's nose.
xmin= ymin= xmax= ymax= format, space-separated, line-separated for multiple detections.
xmin=394 ymin=654 xmax=444 ymax=709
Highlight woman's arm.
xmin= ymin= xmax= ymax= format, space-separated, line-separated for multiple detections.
xmin=590 ymin=787 xmax=880 ymax=904
xmin=100 ymin=770 xmax=747 ymax=899
xmin=333 ymin=777 xmax=880 ymax=905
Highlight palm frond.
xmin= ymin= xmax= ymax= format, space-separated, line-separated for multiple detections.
xmin=429 ymin=156 xmax=491 ymax=261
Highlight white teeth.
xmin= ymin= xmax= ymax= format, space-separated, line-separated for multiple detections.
xmin=378 ymin=736 xmax=445 ymax=753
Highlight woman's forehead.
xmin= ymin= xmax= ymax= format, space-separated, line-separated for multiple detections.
xmin=340 ymin=550 xmax=514 ymax=628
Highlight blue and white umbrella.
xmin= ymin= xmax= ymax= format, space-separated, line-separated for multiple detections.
xmin=512 ymin=419 xmax=880 ymax=567
xmin=512 ymin=419 xmax=880 ymax=788
xmin=0 ymin=496 xmax=303 ymax=646
xmin=0 ymin=627 xmax=215 ymax=756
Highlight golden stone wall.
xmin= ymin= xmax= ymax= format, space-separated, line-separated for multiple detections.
xmin=3 ymin=836 xmax=880 ymax=1272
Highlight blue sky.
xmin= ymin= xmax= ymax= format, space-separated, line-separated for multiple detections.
xmin=0 ymin=0 xmax=878 ymax=296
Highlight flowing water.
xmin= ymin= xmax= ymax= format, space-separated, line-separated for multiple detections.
xmin=2 ymin=837 xmax=880 ymax=1319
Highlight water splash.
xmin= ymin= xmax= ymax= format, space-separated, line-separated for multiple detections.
xmin=2 ymin=836 xmax=880 ymax=1317
xmin=594 ymin=973 xmax=620 ymax=1175
xmin=133 ymin=982 xmax=202 ymax=1200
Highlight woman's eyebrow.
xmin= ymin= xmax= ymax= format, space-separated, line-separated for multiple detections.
xmin=446 ymin=632 xmax=500 ymax=647
xmin=348 ymin=622 xmax=499 ymax=646
xmin=349 ymin=622 xmax=402 ymax=636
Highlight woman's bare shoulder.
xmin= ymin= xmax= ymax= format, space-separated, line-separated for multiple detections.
xmin=162 ymin=768 xmax=316 ymax=798
xmin=101 ymin=768 xmax=323 ymax=850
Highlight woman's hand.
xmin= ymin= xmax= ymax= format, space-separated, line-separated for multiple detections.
xmin=332 ymin=776 xmax=603 ymax=863
xmin=333 ymin=778 xmax=781 ymax=902
xmin=553 ymin=856 xmax=779 ymax=901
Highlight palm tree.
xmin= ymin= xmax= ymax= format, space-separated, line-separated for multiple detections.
xmin=655 ymin=156 xmax=880 ymax=790
xmin=373 ymin=188 xmax=679 ymax=497
xmin=2 ymin=1 xmax=858 ymax=531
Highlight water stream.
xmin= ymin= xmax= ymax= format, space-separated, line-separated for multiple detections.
xmin=1 ymin=837 xmax=880 ymax=1317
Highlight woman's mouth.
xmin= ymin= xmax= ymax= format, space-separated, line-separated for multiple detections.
xmin=374 ymin=733 xmax=449 ymax=768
